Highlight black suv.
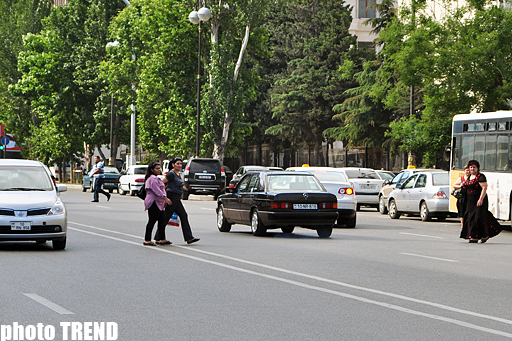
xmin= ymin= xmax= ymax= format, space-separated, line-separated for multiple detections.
xmin=181 ymin=158 xmax=226 ymax=200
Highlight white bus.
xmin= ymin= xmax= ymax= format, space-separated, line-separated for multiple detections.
xmin=450 ymin=111 xmax=512 ymax=225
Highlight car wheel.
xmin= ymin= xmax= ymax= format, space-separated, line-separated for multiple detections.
xmin=379 ymin=196 xmax=388 ymax=214
xmin=251 ymin=209 xmax=266 ymax=236
xmin=388 ymin=199 xmax=401 ymax=219
xmin=281 ymin=226 xmax=295 ymax=234
xmin=109 ymin=189 xmax=113 ymax=193
xmin=217 ymin=205 xmax=232 ymax=232
xmin=182 ymin=191 xmax=189 ymax=200
xmin=420 ymin=202 xmax=432 ymax=221
xmin=317 ymin=226 xmax=333 ymax=238
xmin=437 ymin=214 xmax=447 ymax=221
xmin=345 ymin=215 xmax=357 ymax=228
xmin=52 ymin=238 xmax=66 ymax=250
xmin=129 ymin=185 xmax=136 ymax=196
xmin=81 ymin=184 xmax=86 ymax=192
xmin=119 ymin=186 xmax=126 ymax=195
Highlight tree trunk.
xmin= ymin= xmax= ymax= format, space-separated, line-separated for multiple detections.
xmin=212 ymin=25 xmax=251 ymax=163
xmin=84 ymin=142 xmax=93 ymax=171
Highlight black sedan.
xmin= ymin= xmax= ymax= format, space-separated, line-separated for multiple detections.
xmin=216 ymin=171 xmax=338 ymax=238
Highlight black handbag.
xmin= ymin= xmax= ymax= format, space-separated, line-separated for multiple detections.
xmin=137 ymin=185 xmax=146 ymax=200
xmin=451 ymin=188 xmax=462 ymax=199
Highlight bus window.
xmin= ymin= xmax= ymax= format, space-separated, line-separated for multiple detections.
xmin=484 ymin=135 xmax=497 ymax=171
xmin=474 ymin=135 xmax=485 ymax=168
xmin=497 ymin=135 xmax=509 ymax=171
xmin=452 ymin=136 xmax=460 ymax=169
xmin=461 ymin=135 xmax=474 ymax=168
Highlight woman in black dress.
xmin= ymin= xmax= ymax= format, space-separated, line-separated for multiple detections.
xmin=460 ymin=160 xmax=502 ymax=243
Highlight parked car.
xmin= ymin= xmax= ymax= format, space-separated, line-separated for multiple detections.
xmin=376 ymin=170 xmax=395 ymax=181
xmin=387 ymin=171 xmax=450 ymax=221
xmin=378 ymin=168 xmax=436 ymax=214
xmin=229 ymin=166 xmax=283 ymax=188
xmin=81 ymin=166 xmax=121 ymax=193
xmin=0 ymin=159 xmax=67 ymax=250
xmin=118 ymin=165 xmax=147 ymax=196
xmin=287 ymin=167 xmax=357 ymax=228
xmin=181 ymin=158 xmax=226 ymax=200
xmin=338 ymin=168 xmax=384 ymax=211
xmin=216 ymin=171 xmax=338 ymax=238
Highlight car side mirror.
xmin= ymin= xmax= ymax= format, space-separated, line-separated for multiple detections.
xmin=395 ymin=183 xmax=403 ymax=189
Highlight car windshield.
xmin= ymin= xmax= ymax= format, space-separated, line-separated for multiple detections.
xmin=344 ymin=169 xmax=379 ymax=179
xmin=310 ymin=171 xmax=348 ymax=183
xmin=432 ymin=173 xmax=449 ymax=186
xmin=0 ymin=166 xmax=53 ymax=191
xmin=267 ymin=174 xmax=324 ymax=192
xmin=134 ymin=167 xmax=146 ymax=174
xmin=378 ymin=171 xmax=394 ymax=180
xmin=104 ymin=167 xmax=120 ymax=174
xmin=190 ymin=161 xmax=220 ymax=173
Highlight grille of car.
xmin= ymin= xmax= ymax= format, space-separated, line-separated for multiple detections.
xmin=0 ymin=225 xmax=62 ymax=234
xmin=28 ymin=209 xmax=51 ymax=216
xmin=0 ymin=210 xmax=14 ymax=216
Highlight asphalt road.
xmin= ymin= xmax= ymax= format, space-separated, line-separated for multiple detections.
xmin=2 ymin=187 xmax=512 ymax=340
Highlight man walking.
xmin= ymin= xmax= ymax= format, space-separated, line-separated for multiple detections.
xmin=91 ymin=156 xmax=111 ymax=202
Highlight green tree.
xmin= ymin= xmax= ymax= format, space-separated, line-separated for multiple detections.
xmin=267 ymin=0 xmax=357 ymax=165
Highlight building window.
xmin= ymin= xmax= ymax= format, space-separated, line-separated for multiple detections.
xmin=359 ymin=0 xmax=376 ymax=18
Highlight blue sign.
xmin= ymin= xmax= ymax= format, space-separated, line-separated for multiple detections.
xmin=0 ymin=136 xmax=8 ymax=145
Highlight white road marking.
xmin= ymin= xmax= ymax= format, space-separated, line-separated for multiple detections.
xmin=400 ymin=252 xmax=459 ymax=263
xmin=69 ymin=222 xmax=512 ymax=337
xmin=23 ymin=293 xmax=74 ymax=315
xmin=200 ymin=208 xmax=216 ymax=211
xmin=400 ymin=232 xmax=443 ymax=239
xmin=95 ymin=205 xmax=113 ymax=209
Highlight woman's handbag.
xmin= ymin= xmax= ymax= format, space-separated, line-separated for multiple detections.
xmin=137 ymin=185 xmax=146 ymax=200
xmin=451 ymin=188 xmax=463 ymax=199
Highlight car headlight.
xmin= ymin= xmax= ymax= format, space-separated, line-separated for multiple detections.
xmin=48 ymin=199 xmax=65 ymax=215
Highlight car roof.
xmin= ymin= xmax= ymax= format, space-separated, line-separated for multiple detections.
xmin=287 ymin=167 xmax=346 ymax=172
xmin=0 ymin=159 xmax=44 ymax=167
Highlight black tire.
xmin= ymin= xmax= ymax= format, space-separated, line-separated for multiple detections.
xmin=281 ymin=226 xmax=295 ymax=234
xmin=345 ymin=215 xmax=357 ymax=228
xmin=52 ymin=238 xmax=66 ymax=250
xmin=217 ymin=205 xmax=232 ymax=232
xmin=388 ymin=199 xmax=401 ymax=219
xmin=129 ymin=186 xmax=136 ymax=196
xmin=356 ymin=203 xmax=361 ymax=211
xmin=437 ymin=214 xmax=447 ymax=221
xmin=182 ymin=191 xmax=189 ymax=200
xmin=379 ymin=196 xmax=388 ymax=214
xmin=420 ymin=202 xmax=432 ymax=221
xmin=119 ymin=186 xmax=126 ymax=195
xmin=317 ymin=226 xmax=333 ymax=238
xmin=251 ymin=209 xmax=266 ymax=236
xmin=108 ymin=189 xmax=113 ymax=193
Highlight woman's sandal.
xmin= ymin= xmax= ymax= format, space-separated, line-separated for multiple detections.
xmin=468 ymin=239 xmax=478 ymax=243
xmin=156 ymin=240 xmax=172 ymax=245
xmin=480 ymin=237 xmax=489 ymax=243
xmin=143 ymin=241 xmax=156 ymax=246
xmin=187 ymin=238 xmax=200 ymax=245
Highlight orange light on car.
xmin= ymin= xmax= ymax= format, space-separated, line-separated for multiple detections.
xmin=338 ymin=187 xmax=353 ymax=195
xmin=270 ymin=202 xmax=291 ymax=209
xmin=319 ymin=203 xmax=337 ymax=209
xmin=135 ymin=178 xmax=145 ymax=183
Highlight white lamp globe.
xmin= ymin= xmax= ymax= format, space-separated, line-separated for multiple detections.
xmin=188 ymin=11 xmax=200 ymax=24
xmin=197 ymin=7 xmax=211 ymax=22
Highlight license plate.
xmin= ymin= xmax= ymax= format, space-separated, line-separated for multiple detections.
xmin=11 ymin=222 xmax=31 ymax=231
xmin=293 ymin=204 xmax=318 ymax=210
xmin=197 ymin=175 xmax=213 ymax=180
xmin=360 ymin=185 xmax=376 ymax=190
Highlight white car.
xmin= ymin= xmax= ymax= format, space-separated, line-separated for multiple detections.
xmin=338 ymin=168 xmax=384 ymax=211
xmin=0 ymin=159 xmax=68 ymax=250
xmin=118 ymin=165 xmax=147 ymax=196
xmin=286 ymin=167 xmax=357 ymax=227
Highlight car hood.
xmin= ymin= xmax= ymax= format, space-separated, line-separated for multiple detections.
xmin=0 ymin=191 xmax=59 ymax=210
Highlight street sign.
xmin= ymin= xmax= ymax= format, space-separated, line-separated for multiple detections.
xmin=0 ymin=136 xmax=8 ymax=145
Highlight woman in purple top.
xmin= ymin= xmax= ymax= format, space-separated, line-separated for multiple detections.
xmin=143 ymin=162 xmax=171 ymax=246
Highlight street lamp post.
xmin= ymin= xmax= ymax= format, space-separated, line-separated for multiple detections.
xmin=189 ymin=6 xmax=211 ymax=157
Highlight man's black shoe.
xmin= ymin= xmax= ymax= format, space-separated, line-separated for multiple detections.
xmin=107 ymin=193 xmax=111 ymax=202
xmin=91 ymin=200 xmax=99 ymax=202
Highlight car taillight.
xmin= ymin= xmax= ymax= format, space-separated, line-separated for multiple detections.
xmin=338 ymin=187 xmax=354 ymax=195
xmin=229 ymin=184 xmax=235 ymax=188
xmin=135 ymin=178 xmax=145 ymax=183
xmin=319 ymin=203 xmax=337 ymax=209
xmin=221 ymin=167 xmax=226 ymax=176
xmin=184 ymin=165 xmax=190 ymax=176
xmin=270 ymin=202 xmax=292 ymax=209
xmin=433 ymin=190 xmax=447 ymax=199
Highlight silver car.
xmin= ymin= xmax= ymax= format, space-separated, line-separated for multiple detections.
xmin=387 ymin=171 xmax=450 ymax=221
xmin=339 ymin=168 xmax=384 ymax=211
xmin=0 ymin=159 xmax=67 ymax=249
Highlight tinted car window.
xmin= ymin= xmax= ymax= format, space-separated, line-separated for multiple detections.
xmin=432 ymin=173 xmax=449 ymax=186
xmin=344 ymin=169 xmax=379 ymax=179
xmin=0 ymin=166 xmax=53 ymax=191
xmin=238 ymin=175 xmax=252 ymax=192
xmin=104 ymin=167 xmax=120 ymax=174
xmin=268 ymin=174 xmax=323 ymax=191
xmin=415 ymin=174 xmax=427 ymax=188
xmin=190 ymin=161 xmax=220 ymax=173
xmin=248 ymin=175 xmax=260 ymax=192
xmin=378 ymin=171 xmax=394 ymax=180
xmin=312 ymin=171 xmax=348 ymax=183
xmin=399 ymin=171 xmax=410 ymax=183
xmin=134 ymin=168 xmax=146 ymax=174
